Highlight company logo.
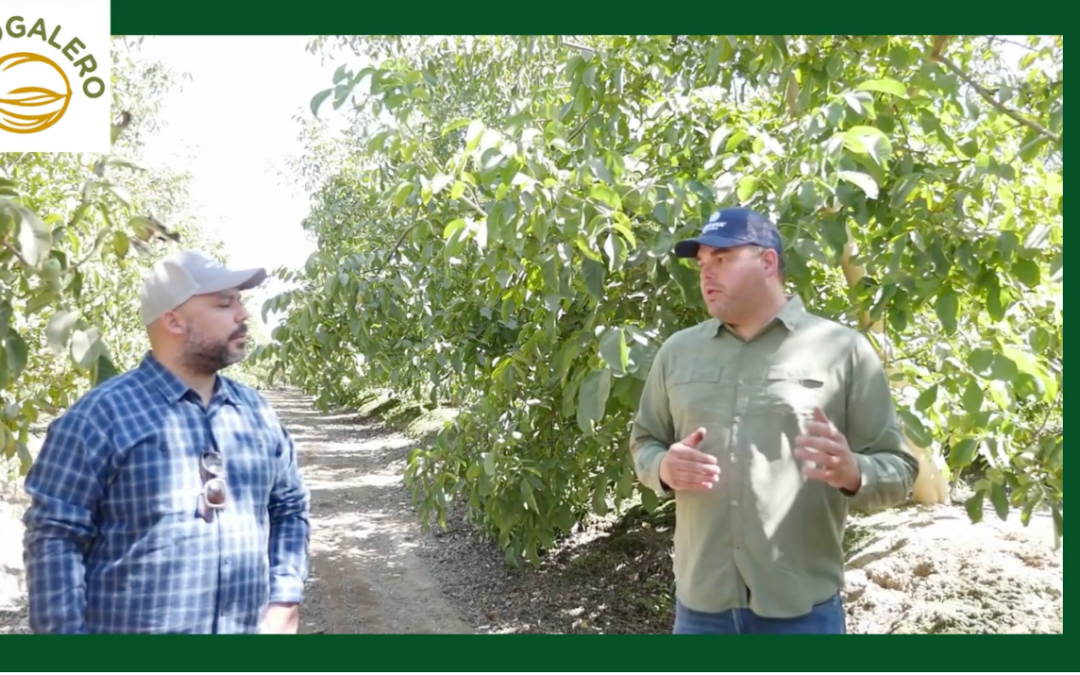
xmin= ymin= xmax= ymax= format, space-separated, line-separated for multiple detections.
xmin=0 ymin=4 xmax=111 ymax=151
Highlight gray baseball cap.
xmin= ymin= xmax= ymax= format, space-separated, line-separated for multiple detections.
xmin=139 ymin=250 xmax=267 ymax=325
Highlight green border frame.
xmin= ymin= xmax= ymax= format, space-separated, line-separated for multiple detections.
xmin=109 ymin=0 xmax=1055 ymax=35
xmin=2 ymin=634 xmax=1074 ymax=671
xmin=5 ymin=3 xmax=1068 ymax=671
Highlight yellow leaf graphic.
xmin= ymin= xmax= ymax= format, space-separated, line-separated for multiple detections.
xmin=0 ymin=52 xmax=72 ymax=134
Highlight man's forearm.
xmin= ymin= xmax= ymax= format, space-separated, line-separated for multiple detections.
xmin=21 ymin=412 xmax=107 ymax=634
xmin=845 ymin=450 xmax=919 ymax=512
xmin=23 ymin=533 xmax=88 ymax=633
xmin=630 ymin=347 xmax=675 ymax=499
xmin=268 ymin=514 xmax=310 ymax=604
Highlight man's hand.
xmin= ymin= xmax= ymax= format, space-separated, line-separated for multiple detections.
xmin=794 ymin=407 xmax=861 ymax=493
xmin=259 ymin=603 xmax=299 ymax=634
xmin=659 ymin=428 xmax=720 ymax=491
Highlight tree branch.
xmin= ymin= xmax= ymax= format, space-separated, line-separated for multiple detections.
xmin=2 ymin=242 xmax=31 ymax=268
xmin=932 ymin=53 xmax=1061 ymax=144
xmin=993 ymin=36 xmax=1040 ymax=53
xmin=560 ymin=39 xmax=595 ymax=55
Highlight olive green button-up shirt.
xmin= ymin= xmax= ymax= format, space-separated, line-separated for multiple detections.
xmin=630 ymin=296 xmax=919 ymax=619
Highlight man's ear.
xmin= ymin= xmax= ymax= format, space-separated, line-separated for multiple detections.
xmin=162 ymin=310 xmax=186 ymax=335
xmin=762 ymin=247 xmax=780 ymax=276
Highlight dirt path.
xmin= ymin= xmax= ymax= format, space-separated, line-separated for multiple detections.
xmin=256 ymin=389 xmax=471 ymax=634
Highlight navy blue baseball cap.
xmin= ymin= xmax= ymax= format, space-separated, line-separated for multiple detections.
xmin=673 ymin=207 xmax=783 ymax=258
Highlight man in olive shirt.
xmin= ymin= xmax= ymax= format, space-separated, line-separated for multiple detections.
xmin=631 ymin=207 xmax=919 ymax=634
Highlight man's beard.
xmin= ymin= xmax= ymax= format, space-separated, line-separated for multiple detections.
xmin=182 ymin=326 xmax=248 ymax=375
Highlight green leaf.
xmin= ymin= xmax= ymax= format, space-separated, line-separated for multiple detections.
xmin=989 ymin=482 xmax=1009 ymax=521
xmin=441 ymin=118 xmax=471 ymax=136
xmin=17 ymin=442 xmax=32 ymax=475
xmin=709 ymin=125 xmax=732 ymax=156
xmin=598 ymin=327 xmax=629 ymax=376
xmin=989 ymin=353 xmax=1018 ymax=382
xmin=842 ymin=126 xmax=893 ymax=168
xmin=1051 ymin=505 xmax=1062 ymax=550
xmin=956 ymin=138 xmax=979 ymax=158
xmin=112 ymin=231 xmax=130 ymax=258
xmin=0 ymin=300 xmax=10 ymax=337
xmin=855 ymin=78 xmax=908 ymax=98
xmin=310 ymin=88 xmax=333 ymax=117
xmin=483 ymin=452 xmax=496 ymax=477
xmin=968 ymin=348 xmax=994 ymax=375
xmin=736 ymin=176 xmax=759 ymax=201
xmin=465 ymin=463 xmax=481 ymax=481
xmin=837 ymin=171 xmax=879 ymax=200
xmin=961 ymin=379 xmax=984 ymax=416
xmin=392 ymin=182 xmax=414 ymax=208
xmin=5 ymin=333 xmax=28 ymax=380
xmin=442 ymin=218 xmax=466 ymax=239
xmin=1049 ymin=252 xmax=1062 ymax=281
xmin=93 ymin=351 xmax=121 ymax=386
xmin=640 ymin=486 xmax=659 ymax=513
xmin=576 ymin=367 xmax=613 ymax=435
xmin=450 ymin=181 xmax=465 ymax=200
xmin=582 ymin=258 xmax=605 ymax=300
xmin=888 ymin=46 xmax=910 ymax=70
xmin=934 ymin=285 xmax=958 ymax=335
xmin=589 ymin=184 xmax=621 ymax=210
xmin=70 ymin=327 xmax=104 ymax=371
xmin=465 ymin=120 xmax=485 ymax=152
xmin=3 ymin=201 xmax=53 ymax=267
xmin=897 ymin=410 xmax=932 ymax=448
xmin=554 ymin=504 xmax=575 ymax=532
xmin=1002 ymin=346 xmax=1057 ymax=402
xmin=1011 ymin=259 xmax=1041 ymax=289
xmin=45 ymin=309 xmax=80 ymax=355
xmin=1018 ymin=128 xmax=1048 ymax=162
xmin=592 ymin=473 xmax=608 ymax=517
xmin=964 ymin=490 xmax=985 ymax=524
xmin=949 ymin=438 xmax=979 ymax=468
xmin=520 ymin=478 xmax=540 ymax=514
xmin=914 ymin=384 xmax=938 ymax=412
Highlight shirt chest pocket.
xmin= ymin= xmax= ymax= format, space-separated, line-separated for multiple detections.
xmin=749 ymin=365 xmax=829 ymax=417
xmin=666 ymin=363 xmax=728 ymax=421
xmin=105 ymin=433 xmax=203 ymax=523
xmin=223 ymin=430 xmax=278 ymax=506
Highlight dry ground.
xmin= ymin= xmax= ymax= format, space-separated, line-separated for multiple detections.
xmin=0 ymin=388 xmax=1062 ymax=634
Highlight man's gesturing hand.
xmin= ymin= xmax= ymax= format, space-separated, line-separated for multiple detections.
xmin=794 ymin=407 xmax=862 ymax=493
xmin=659 ymin=428 xmax=720 ymax=491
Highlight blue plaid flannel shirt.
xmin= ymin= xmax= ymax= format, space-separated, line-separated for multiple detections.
xmin=22 ymin=352 xmax=311 ymax=634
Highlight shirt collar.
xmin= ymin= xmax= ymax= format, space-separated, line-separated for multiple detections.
xmin=139 ymin=351 xmax=240 ymax=407
xmin=712 ymin=295 xmax=808 ymax=337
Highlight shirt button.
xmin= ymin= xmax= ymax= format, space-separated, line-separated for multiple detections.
xmin=731 ymin=500 xmax=738 ymax=506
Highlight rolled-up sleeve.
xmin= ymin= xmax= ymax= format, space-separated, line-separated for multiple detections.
xmin=22 ymin=413 xmax=109 ymax=634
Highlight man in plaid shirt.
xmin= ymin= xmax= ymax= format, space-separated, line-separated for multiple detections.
xmin=22 ymin=250 xmax=311 ymax=634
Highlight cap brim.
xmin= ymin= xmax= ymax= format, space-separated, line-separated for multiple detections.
xmin=673 ymin=235 xmax=751 ymax=258
xmin=200 ymin=267 xmax=268 ymax=295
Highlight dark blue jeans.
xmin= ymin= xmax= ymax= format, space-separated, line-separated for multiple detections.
xmin=674 ymin=592 xmax=847 ymax=634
